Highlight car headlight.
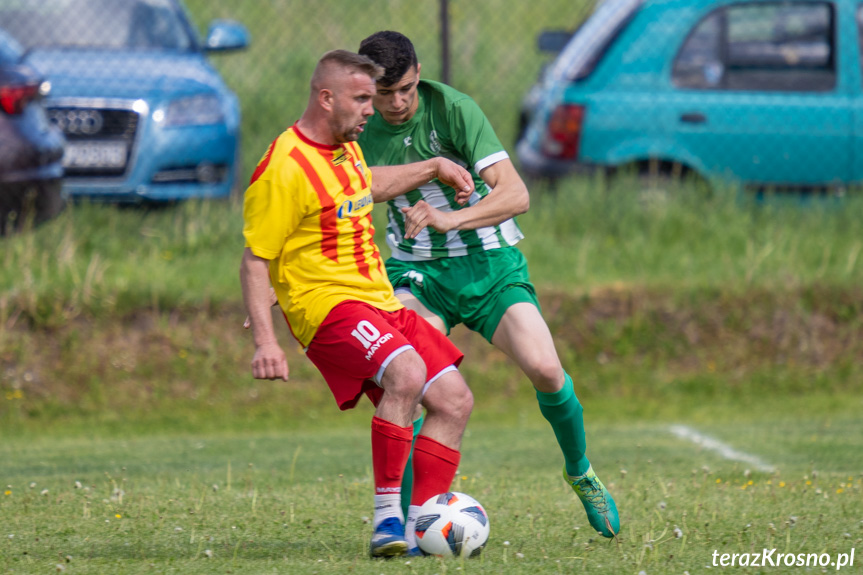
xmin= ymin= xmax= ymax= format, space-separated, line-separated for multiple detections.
xmin=163 ymin=94 xmax=224 ymax=126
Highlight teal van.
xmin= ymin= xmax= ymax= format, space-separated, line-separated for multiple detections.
xmin=516 ymin=0 xmax=863 ymax=188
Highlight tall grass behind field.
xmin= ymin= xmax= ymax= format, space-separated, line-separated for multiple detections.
xmin=3 ymin=181 xmax=863 ymax=434
xmin=2 ymin=181 xmax=863 ymax=328
xmin=521 ymin=178 xmax=863 ymax=291
xmin=0 ymin=199 xmax=242 ymax=328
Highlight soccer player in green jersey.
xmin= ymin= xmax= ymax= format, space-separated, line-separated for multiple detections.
xmin=357 ymin=31 xmax=620 ymax=540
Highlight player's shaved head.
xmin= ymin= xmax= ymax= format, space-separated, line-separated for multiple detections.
xmin=300 ymin=50 xmax=380 ymax=145
xmin=311 ymin=50 xmax=383 ymax=92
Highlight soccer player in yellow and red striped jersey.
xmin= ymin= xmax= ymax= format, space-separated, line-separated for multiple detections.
xmin=240 ymin=50 xmax=476 ymax=558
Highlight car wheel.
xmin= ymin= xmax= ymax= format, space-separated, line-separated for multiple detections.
xmin=0 ymin=180 xmax=65 ymax=235
xmin=34 ymin=180 xmax=66 ymax=223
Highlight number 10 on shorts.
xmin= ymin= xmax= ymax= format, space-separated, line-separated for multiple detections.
xmin=351 ymin=320 xmax=381 ymax=350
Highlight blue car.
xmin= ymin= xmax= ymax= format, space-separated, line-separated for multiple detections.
xmin=517 ymin=0 xmax=863 ymax=189
xmin=0 ymin=0 xmax=249 ymax=203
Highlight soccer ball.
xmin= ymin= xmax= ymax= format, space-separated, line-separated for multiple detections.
xmin=415 ymin=492 xmax=490 ymax=557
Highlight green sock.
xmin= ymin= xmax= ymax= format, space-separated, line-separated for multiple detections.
xmin=400 ymin=413 xmax=423 ymax=517
xmin=536 ymin=372 xmax=590 ymax=477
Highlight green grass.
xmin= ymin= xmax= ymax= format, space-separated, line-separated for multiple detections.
xmin=3 ymin=2 xmax=862 ymax=570
xmin=1 ymin=279 xmax=861 ymax=574
xmin=1 ymin=409 xmax=861 ymax=574
xmin=2 ymin=183 xmax=862 ymax=572
xmin=3 ymin=179 xmax=863 ymax=327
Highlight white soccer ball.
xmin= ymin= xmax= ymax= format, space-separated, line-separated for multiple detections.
xmin=415 ymin=492 xmax=490 ymax=557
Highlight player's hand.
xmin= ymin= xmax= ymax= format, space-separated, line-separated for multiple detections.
xmin=243 ymin=287 xmax=279 ymax=329
xmin=401 ymin=200 xmax=455 ymax=238
xmin=454 ymin=186 xmax=473 ymax=206
xmin=251 ymin=342 xmax=289 ymax=381
xmin=435 ymin=158 xmax=473 ymax=206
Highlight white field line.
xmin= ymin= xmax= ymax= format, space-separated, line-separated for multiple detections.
xmin=669 ymin=425 xmax=776 ymax=473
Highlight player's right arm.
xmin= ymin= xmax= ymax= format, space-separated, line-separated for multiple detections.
xmin=241 ymin=144 xmax=299 ymax=383
xmin=240 ymin=248 xmax=289 ymax=381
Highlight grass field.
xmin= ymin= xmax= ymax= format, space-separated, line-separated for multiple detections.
xmin=3 ymin=180 xmax=863 ymax=573
xmin=2 ymin=406 xmax=861 ymax=574
xmin=2 ymin=273 xmax=862 ymax=573
xmin=3 ymin=1 xmax=862 ymax=571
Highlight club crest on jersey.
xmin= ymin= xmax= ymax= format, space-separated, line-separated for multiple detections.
xmin=401 ymin=270 xmax=424 ymax=286
xmin=403 ymin=136 xmax=412 ymax=147
xmin=429 ymin=130 xmax=441 ymax=154
xmin=337 ymin=192 xmax=373 ymax=218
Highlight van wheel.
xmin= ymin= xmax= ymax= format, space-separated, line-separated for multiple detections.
xmin=630 ymin=160 xmax=710 ymax=199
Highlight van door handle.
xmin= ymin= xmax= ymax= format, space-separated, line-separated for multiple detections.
xmin=680 ymin=112 xmax=707 ymax=124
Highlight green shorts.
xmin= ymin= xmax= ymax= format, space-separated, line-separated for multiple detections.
xmin=385 ymin=246 xmax=539 ymax=343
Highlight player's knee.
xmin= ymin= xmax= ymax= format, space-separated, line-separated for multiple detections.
xmin=449 ymin=380 xmax=473 ymax=420
xmin=442 ymin=375 xmax=474 ymax=424
xmin=381 ymin=351 xmax=427 ymax=399
xmin=529 ymin=358 xmax=565 ymax=393
xmin=424 ymin=372 xmax=473 ymax=424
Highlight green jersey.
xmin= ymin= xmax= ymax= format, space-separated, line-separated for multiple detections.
xmin=359 ymin=80 xmax=523 ymax=261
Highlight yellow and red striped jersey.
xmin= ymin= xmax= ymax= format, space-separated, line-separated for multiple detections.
xmin=243 ymin=125 xmax=402 ymax=347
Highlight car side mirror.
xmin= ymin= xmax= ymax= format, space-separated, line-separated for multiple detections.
xmin=204 ymin=20 xmax=250 ymax=52
xmin=537 ymin=30 xmax=572 ymax=53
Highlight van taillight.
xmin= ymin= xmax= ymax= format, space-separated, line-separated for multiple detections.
xmin=0 ymin=84 xmax=39 ymax=115
xmin=542 ymin=104 xmax=585 ymax=160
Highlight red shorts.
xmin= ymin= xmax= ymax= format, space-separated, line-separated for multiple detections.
xmin=305 ymin=301 xmax=464 ymax=410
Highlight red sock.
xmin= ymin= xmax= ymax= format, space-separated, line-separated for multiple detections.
xmin=371 ymin=416 xmax=413 ymax=494
xmin=411 ymin=435 xmax=461 ymax=506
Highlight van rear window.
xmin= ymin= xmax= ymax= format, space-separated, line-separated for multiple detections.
xmin=550 ymin=0 xmax=645 ymax=83
xmin=673 ymin=2 xmax=835 ymax=92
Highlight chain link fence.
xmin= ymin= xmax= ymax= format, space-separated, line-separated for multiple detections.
xmin=181 ymin=0 xmax=592 ymax=157
xmin=1 ymin=0 xmax=853 ymax=207
xmin=0 ymin=0 xmax=586 ymax=200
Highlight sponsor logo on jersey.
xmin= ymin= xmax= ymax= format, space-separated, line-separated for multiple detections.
xmin=332 ymin=151 xmax=349 ymax=166
xmin=337 ymin=192 xmax=373 ymax=218
xmin=404 ymin=136 xmax=412 ymax=147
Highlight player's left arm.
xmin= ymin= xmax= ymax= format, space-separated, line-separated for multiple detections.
xmin=370 ymin=157 xmax=474 ymax=202
xmin=401 ymin=159 xmax=529 ymax=239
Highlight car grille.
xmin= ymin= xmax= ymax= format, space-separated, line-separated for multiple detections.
xmin=46 ymin=106 xmax=140 ymax=177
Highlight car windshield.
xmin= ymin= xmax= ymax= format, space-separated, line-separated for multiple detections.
xmin=0 ymin=28 xmax=22 ymax=64
xmin=0 ymin=0 xmax=195 ymax=51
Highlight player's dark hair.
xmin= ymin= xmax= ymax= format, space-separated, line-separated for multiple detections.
xmin=358 ymin=31 xmax=418 ymax=87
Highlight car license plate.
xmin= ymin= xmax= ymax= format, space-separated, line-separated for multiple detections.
xmin=63 ymin=141 xmax=127 ymax=169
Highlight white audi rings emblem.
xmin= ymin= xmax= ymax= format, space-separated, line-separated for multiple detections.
xmin=48 ymin=109 xmax=104 ymax=136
